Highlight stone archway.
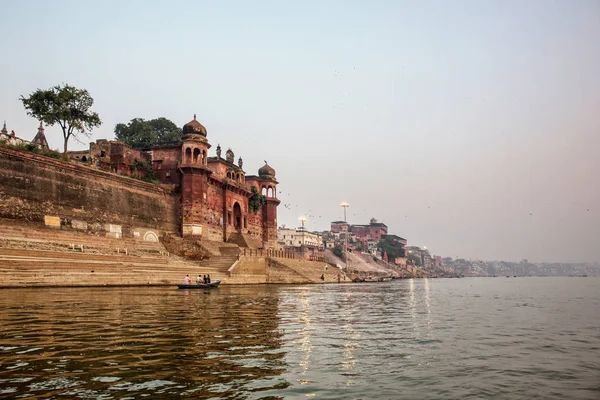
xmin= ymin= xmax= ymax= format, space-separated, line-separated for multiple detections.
xmin=233 ymin=202 xmax=242 ymax=232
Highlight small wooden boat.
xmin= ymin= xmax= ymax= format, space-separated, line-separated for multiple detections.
xmin=177 ymin=280 xmax=221 ymax=289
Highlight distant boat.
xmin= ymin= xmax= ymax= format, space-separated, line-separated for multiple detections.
xmin=177 ymin=280 xmax=221 ymax=289
xmin=354 ymin=276 xmax=392 ymax=283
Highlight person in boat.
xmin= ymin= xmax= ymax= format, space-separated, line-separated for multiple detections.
xmin=184 ymin=275 xmax=191 ymax=284
xmin=203 ymin=275 xmax=207 ymax=284
xmin=207 ymin=274 xmax=211 ymax=283
xmin=196 ymin=274 xmax=202 ymax=284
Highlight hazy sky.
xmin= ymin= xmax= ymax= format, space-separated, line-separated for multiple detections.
xmin=1 ymin=1 xmax=599 ymax=263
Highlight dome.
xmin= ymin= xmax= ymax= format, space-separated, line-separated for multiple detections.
xmin=258 ymin=161 xmax=275 ymax=178
xmin=182 ymin=114 xmax=207 ymax=136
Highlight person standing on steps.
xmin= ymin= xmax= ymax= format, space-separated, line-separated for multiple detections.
xmin=320 ymin=274 xmax=325 ymax=281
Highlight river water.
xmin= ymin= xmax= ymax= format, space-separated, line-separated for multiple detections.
xmin=0 ymin=278 xmax=598 ymax=399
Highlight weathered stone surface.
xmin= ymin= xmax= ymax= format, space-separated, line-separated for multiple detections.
xmin=105 ymin=224 xmax=122 ymax=234
xmin=0 ymin=147 xmax=178 ymax=232
xmin=182 ymin=224 xmax=202 ymax=236
xmin=44 ymin=215 xmax=60 ymax=228
xmin=71 ymin=219 xmax=88 ymax=230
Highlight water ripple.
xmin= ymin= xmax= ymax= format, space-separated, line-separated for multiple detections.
xmin=0 ymin=279 xmax=599 ymax=399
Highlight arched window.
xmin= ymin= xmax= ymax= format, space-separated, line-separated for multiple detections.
xmin=185 ymin=147 xmax=192 ymax=164
xmin=193 ymin=148 xmax=200 ymax=163
xmin=203 ymin=150 xmax=207 ymax=165
xmin=267 ymin=186 xmax=273 ymax=198
xmin=262 ymin=186 xmax=267 ymax=196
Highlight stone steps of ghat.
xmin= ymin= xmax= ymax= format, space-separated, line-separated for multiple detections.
xmin=0 ymin=233 xmax=167 ymax=257
xmin=0 ymin=257 xmax=205 ymax=272
xmin=0 ymin=269 xmax=230 ymax=287
xmin=0 ymin=247 xmax=229 ymax=287
xmin=0 ymin=219 xmax=166 ymax=250
xmin=0 ymin=247 xmax=170 ymax=263
xmin=269 ymin=258 xmax=346 ymax=282
xmin=198 ymin=256 xmax=239 ymax=273
xmin=0 ymin=246 xmax=208 ymax=270
xmin=0 ymin=230 xmax=165 ymax=249
xmin=0 ymin=219 xmax=251 ymax=285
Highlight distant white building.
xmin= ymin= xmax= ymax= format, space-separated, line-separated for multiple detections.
xmin=0 ymin=121 xmax=50 ymax=150
xmin=278 ymin=227 xmax=322 ymax=249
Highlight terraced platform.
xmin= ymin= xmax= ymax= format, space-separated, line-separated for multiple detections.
xmin=0 ymin=218 xmax=233 ymax=287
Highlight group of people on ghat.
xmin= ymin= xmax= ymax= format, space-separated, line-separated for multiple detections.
xmin=183 ymin=274 xmax=212 ymax=285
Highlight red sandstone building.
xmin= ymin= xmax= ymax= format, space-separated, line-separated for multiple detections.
xmin=69 ymin=115 xmax=280 ymax=248
xmin=331 ymin=218 xmax=388 ymax=248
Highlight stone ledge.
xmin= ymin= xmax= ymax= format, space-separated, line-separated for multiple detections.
xmin=0 ymin=146 xmax=169 ymax=194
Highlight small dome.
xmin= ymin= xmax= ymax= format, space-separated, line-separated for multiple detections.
xmin=259 ymin=162 xmax=275 ymax=178
xmin=182 ymin=114 xmax=207 ymax=136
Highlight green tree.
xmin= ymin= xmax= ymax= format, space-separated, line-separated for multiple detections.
xmin=332 ymin=245 xmax=344 ymax=259
xmin=114 ymin=117 xmax=180 ymax=148
xmin=408 ymin=252 xmax=422 ymax=266
xmin=378 ymin=236 xmax=406 ymax=261
xmin=248 ymin=186 xmax=266 ymax=214
xmin=20 ymin=84 xmax=102 ymax=154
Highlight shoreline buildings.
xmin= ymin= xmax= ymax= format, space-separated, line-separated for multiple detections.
xmin=66 ymin=115 xmax=280 ymax=248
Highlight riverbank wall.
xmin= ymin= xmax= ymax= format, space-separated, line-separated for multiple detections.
xmin=0 ymin=147 xmax=179 ymax=234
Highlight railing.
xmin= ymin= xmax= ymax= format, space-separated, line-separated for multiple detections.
xmin=242 ymin=248 xmax=297 ymax=259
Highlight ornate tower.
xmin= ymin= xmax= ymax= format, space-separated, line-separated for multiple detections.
xmin=32 ymin=122 xmax=49 ymax=149
xmin=180 ymin=114 xmax=212 ymax=237
xmin=258 ymin=162 xmax=280 ymax=248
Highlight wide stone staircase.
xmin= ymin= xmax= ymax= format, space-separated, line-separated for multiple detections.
xmin=227 ymin=232 xmax=262 ymax=249
xmin=197 ymin=254 xmax=239 ymax=275
xmin=268 ymin=258 xmax=346 ymax=283
xmin=227 ymin=232 xmax=249 ymax=248
xmin=0 ymin=218 xmax=230 ymax=287
xmin=0 ymin=218 xmax=165 ymax=256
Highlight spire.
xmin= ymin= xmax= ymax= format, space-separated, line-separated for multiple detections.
xmin=1 ymin=121 xmax=6 ymax=135
xmin=32 ymin=121 xmax=49 ymax=150
xmin=193 ymin=113 xmax=197 ymax=120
